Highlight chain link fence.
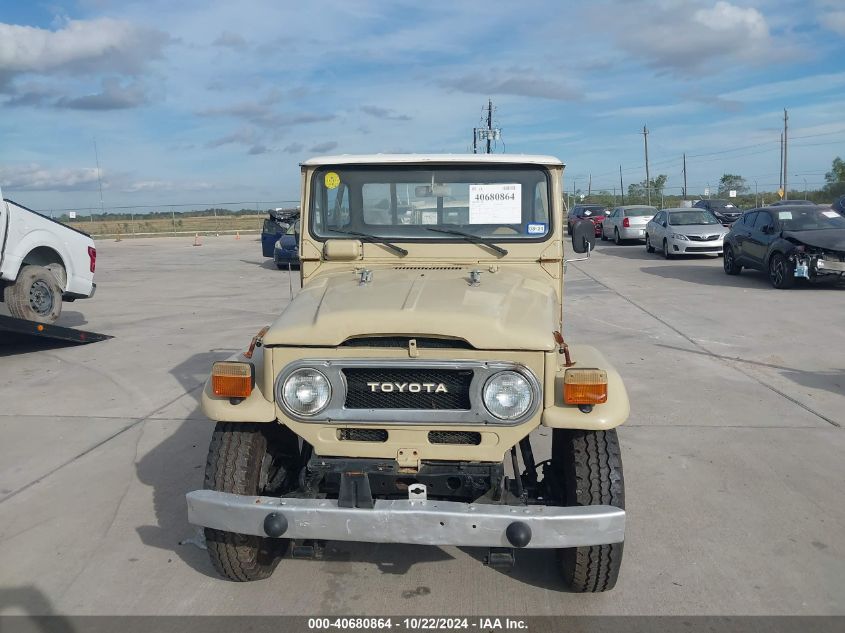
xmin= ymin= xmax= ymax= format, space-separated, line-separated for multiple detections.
xmin=33 ymin=201 xmax=299 ymax=239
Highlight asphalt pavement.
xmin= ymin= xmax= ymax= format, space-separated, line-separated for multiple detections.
xmin=0 ymin=236 xmax=842 ymax=616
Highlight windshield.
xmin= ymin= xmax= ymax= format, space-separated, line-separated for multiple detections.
xmin=776 ymin=207 xmax=845 ymax=231
xmin=625 ymin=207 xmax=657 ymax=217
xmin=668 ymin=210 xmax=720 ymax=226
xmin=309 ymin=165 xmax=552 ymax=242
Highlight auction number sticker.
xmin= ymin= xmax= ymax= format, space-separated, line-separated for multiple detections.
xmin=324 ymin=172 xmax=341 ymax=189
xmin=469 ymin=183 xmax=521 ymax=224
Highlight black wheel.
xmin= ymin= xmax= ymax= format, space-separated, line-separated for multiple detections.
xmin=275 ymin=263 xmax=285 ymax=270
xmin=551 ymin=429 xmax=625 ymax=592
xmin=663 ymin=239 xmax=673 ymax=259
xmin=768 ymin=252 xmax=795 ymax=289
xmin=645 ymin=234 xmax=655 ymax=253
xmin=723 ymin=245 xmax=742 ymax=275
xmin=3 ymin=265 xmax=62 ymax=323
xmin=600 ymin=227 xmax=608 ymax=241
xmin=614 ymin=228 xmax=622 ymax=246
xmin=204 ymin=422 xmax=300 ymax=581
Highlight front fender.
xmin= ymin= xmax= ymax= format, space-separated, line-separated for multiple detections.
xmin=200 ymin=346 xmax=276 ymax=423
xmin=542 ymin=344 xmax=630 ymax=430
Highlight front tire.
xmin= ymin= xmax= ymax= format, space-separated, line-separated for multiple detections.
xmin=204 ymin=422 xmax=298 ymax=581
xmin=768 ymin=252 xmax=795 ymax=289
xmin=3 ymin=265 xmax=63 ymax=323
xmin=663 ymin=239 xmax=673 ymax=259
xmin=645 ymin=234 xmax=655 ymax=253
xmin=551 ymin=429 xmax=625 ymax=592
xmin=723 ymin=245 xmax=742 ymax=275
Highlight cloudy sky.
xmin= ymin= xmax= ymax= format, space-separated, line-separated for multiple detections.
xmin=1 ymin=0 xmax=844 ymax=211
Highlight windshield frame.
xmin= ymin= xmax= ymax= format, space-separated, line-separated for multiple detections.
xmin=306 ymin=164 xmax=555 ymax=245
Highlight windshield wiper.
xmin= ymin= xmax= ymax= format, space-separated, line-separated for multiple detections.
xmin=326 ymin=229 xmax=408 ymax=256
xmin=425 ymin=227 xmax=508 ymax=256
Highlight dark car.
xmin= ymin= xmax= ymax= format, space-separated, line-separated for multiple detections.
xmin=567 ymin=204 xmax=610 ymax=237
xmin=693 ymin=199 xmax=742 ymax=225
xmin=832 ymin=195 xmax=845 ymax=216
xmin=723 ymin=205 xmax=845 ymax=288
xmin=273 ymin=219 xmax=300 ymax=269
xmin=261 ymin=209 xmax=299 ymax=257
xmin=768 ymin=199 xmax=816 ymax=207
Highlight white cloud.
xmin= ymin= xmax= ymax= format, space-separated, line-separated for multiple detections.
xmin=720 ymin=72 xmax=845 ymax=103
xmin=0 ymin=164 xmax=102 ymax=191
xmin=595 ymin=1 xmax=776 ymax=74
xmin=122 ymin=179 xmax=218 ymax=193
xmin=212 ymin=31 xmax=247 ymax=50
xmin=0 ymin=18 xmax=169 ymax=78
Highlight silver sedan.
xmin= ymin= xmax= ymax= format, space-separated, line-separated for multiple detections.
xmin=645 ymin=208 xmax=729 ymax=258
xmin=601 ymin=205 xmax=657 ymax=244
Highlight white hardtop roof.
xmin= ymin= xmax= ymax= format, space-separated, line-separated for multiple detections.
xmin=301 ymin=153 xmax=564 ymax=167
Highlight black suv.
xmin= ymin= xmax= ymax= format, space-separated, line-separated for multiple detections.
xmin=693 ymin=199 xmax=742 ymax=225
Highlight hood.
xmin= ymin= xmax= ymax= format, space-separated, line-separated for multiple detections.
xmin=263 ymin=267 xmax=559 ymax=351
xmin=783 ymin=229 xmax=845 ymax=251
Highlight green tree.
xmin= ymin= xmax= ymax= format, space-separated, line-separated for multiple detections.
xmin=628 ymin=174 xmax=667 ymax=201
xmin=718 ymin=173 xmax=748 ymax=197
xmin=825 ymin=157 xmax=845 ymax=197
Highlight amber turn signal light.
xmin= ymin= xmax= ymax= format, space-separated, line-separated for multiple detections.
xmin=563 ymin=368 xmax=608 ymax=405
xmin=211 ymin=361 xmax=255 ymax=399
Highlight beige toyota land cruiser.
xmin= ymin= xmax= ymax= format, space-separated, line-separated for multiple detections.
xmin=186 ymin=154 xmax=628 ymax=592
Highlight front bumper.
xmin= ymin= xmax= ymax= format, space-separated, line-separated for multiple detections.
xmin=668 ymin=237 xmax=723 ymax=254
xmin=186 ymin=490 xmax=625 ymax=549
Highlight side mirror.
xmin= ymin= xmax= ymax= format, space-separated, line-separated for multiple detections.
xmin=571 ymin=219 xmax=596 ymax=254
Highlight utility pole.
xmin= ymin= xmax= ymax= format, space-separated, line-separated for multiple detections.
xmin=682 ymin=153 xmax=688 ymax=200
xmin=779 ymin=133 xmax=784 ymax=194
xmin=783 ymin=109 xmax=789 ymax=200
xmin=93 ymin=138 xmax=105 ymax=220
xmin=486 ymin=99 xmax=493 ymax=154
xmin=587 ymin=173 xmax=592 ymax=198
xmin=619 ymin=165 xmax=625 ymax=205
xmin=642 ymin=125 xmax=651 ymax=205
xmin=473 ymin=128 xmax=477 ymax=154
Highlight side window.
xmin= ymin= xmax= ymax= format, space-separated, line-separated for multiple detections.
xmin=753 ymin=211 xmax=772 ymax=230
xmin=327 ymin=183 xmax=350 ymax=229
xmin=263 ymin=219 xmax=279 ymax=234
xmin=653 ymin=211 xmax=664 ymax=224
xmin=533 ymin=181 xmax=549 ymax=223
xmin=741 ymin=212 xmax=756 ymax=226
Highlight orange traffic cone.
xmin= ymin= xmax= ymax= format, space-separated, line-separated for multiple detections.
xmin=193 ymin=233 xmax=202 ymax=246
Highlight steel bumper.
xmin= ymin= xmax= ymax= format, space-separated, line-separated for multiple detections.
xmin=186 ymin=490 xmax=625 ymax=549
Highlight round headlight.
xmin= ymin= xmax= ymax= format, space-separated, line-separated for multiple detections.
xmin=483 ymin=371 xmax=533 ymax=420
xmin=282 ymin=368 xmax=331 ymax=416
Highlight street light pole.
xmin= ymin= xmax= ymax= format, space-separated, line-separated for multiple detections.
xmin=754 ymin=180 xmax=758 ymax=208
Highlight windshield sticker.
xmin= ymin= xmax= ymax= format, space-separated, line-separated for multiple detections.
xmin=527 ymin=223 xmax=546 ymax=235
xmin=822 ymin=210 xmax=838 ymax=218
xmin=324 ymin=172 xmax=340 ymax=190
xmin=420 ymin=211 xmax=438 ymax=225
xmin=469 ymin=183 xmax=521 ymax=224
xmin=778 ymin=211 xmax=793 ymax=220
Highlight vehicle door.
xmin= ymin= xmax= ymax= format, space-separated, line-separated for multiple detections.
xmin=745 ymin=210 xmax=775 ymax=267
xmin=605 ymin=208 xmax=619 ymax=237
xmin=0 ymin=197 xmax=7 ymax=256
xmin=731 ymin=211 xmax=756 ymax=262
xmin=261 ymin=219 xmax=284 ymax=257
xmin=651 ymin=211 xmax=667 ymax=242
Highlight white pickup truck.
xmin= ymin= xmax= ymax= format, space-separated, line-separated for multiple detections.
xmin=1 ymin=193 xmax=97 ymax=324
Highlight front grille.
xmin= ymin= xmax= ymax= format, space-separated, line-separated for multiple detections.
xmin=687 ymin=234 xmax=721 ymax=241
xmin=343 ymin=368 xmax=473 ymax=410
xmin=340 ymin=336 xmax=474 ymax=349
xmin=337 ymin=428 xmax=388 ymax=442
xmin=428 ymin=431 xmax=481 ymax=445
xmin=686 ymin=246 xmax=721 ymax=252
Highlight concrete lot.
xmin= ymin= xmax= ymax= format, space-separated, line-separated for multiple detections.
xmin=0 ymin=236 xmax=843 ymax=616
